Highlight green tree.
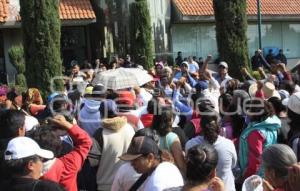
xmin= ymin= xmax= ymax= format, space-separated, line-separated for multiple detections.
xmin=20 ymin=0 xmax=63 ymax=97
xmin=8 ymin=45 xmax=27 ymax=88
xmin=213 ymin=0 xmax=250 ymax=78
xmin=130 ymin=0 xmax=154 ymax=69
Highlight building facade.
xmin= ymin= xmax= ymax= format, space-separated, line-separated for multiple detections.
xmin=171 ymin=0 xmax=300 ymax=66
xmin=0 ymin=0 xmax=96 ymax=79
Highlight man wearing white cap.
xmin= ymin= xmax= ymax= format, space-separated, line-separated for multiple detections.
xmin=1 ymin=137 xmax=65 ymax=190
xmin=212 ymin=61 xmax=232 ymax=85
xmin=286 ymin=92 xmax=300 ymax=161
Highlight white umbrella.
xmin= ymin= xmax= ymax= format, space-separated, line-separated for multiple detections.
xmin=92 ymin=67 xmax=153 ymax=90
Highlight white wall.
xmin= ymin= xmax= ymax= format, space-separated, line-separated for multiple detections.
xmin=171 ymin=22 xmax=300 ymax=66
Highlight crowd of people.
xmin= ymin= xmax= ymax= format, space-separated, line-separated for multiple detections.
xmin=0 ymin=50 xmax=300 ymax=191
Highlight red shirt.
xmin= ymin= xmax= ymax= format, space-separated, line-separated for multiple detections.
xmin=42 ymin=125 xmax=92 ymax=191
xmin=244 ymin=131 xmax=265 ymax=178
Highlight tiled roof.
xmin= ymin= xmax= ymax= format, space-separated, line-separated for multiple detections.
xmin=0 ymin=0 xmax=95 ymax=23
xmin=0 ymin=0 xmax=8 ymax=22
xmin=59 ymin=0 xmax=95 ymax=20
xmin=174 ymin=0 xmax=300 ymax=16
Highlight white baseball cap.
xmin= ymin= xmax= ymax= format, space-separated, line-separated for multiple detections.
xmin=24 ymin=115 xmax=39 ymax=132
xmin=219 ymin=61 xmax=228 ymax=68
xmin=4 ymin=137 xmax=54 ymax=160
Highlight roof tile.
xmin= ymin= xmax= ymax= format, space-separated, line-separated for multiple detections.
xmin=0 ymin=0 xmax=95 ymax=23
xmin=174 ymin=0 xmax=300 ymax=16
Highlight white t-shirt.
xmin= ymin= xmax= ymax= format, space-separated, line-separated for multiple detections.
xmin=139 ymin=162 xmax=184 ymax=191
xmin=185 ymin=136 xmax=237 ymax=191
xmin=111 ymin=163 xmax=141 ymax=191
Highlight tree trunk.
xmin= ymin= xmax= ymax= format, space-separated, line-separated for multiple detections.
xmin=20 ymin=0 xmax=63 ymax=97
xmin=130 ymin=0 xmax=154 ymax=69
xmin=213 ymin=0 xmax=250 ymax=78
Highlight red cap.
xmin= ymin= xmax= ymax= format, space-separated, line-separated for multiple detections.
xmin=117 ymin=91 xmax=135 ymax=106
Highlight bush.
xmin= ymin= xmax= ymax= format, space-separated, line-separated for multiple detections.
xmin=8 ymin=45 xmax=27 ymax=88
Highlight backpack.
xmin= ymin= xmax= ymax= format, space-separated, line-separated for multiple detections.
xmin=87 ymin=128 xmax=103 ymax=167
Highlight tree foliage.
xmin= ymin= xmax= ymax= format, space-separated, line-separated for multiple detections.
xmin=8 ymin=45 xmax=27 ymax=88
xmin=20 ymin=0 xmax=63 ymax=97
xmin=130 ymin=0 xmax=154 ymax=69
xmin=213 ymin=0 xmax=250 ymax=78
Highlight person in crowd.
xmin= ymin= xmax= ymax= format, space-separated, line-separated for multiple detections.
xmin=79 ymin=84 xmax=106 ymax=137
xmin=288 ymin=163 xmax=300 ymax=191
xmin=1 ymin=136 xmax=65 ymax=190
xmin=212 ymin=61 xmax=232 ymax=85
xmin=120 ymin=136 xmax=184 ymax=191
xmin=140 ymin=99 xmax=156 ymax=128
xmin=122 ymin=54 xmax=133 ymax=68
xmin=0 ymin=110 xmax=26 ymax=180
xmin=95 ymin=99 xmax=135 ymax=191
xmin=83 ymin=62 xmax=95 ymax=83
xmin=262 ymin=144 xmax=297 ymax=191
xmin=251 ymin=50 xmax=264 ymax=71
xmin=239 ymin=99 xmax=281 ymax=179
xmin=187 ymin=56 xmax=199 ymax=75
xmin=6 ymin=87 xmax=26 ymax=113
xmin=276 ymin=49 xmax=287 ymax=65
xmin=175 ymin=51 xmax=183 ymax=67
xmin=173 ymin=61 xmax=189 ymax=80
xmin=111 ymin=128 xmax=160 ymax=191
xmin=219 ymin=93 xmax=234 ymax=139
xmin=70 ymin=62 xmax=86 ymax=82
xmin=183 ymin=97 xmax=215 ymax=140
xmin=266 ymin=49 xmax=275 ymax=65
xmin=151 ymin=106 xmax=186 ymax=175
xmin=31 ymin=115 xmax=92 ymax=191
xmin=267 ymin=97 xmax=289 ymax=144
xmin=286 ymin=92 xmax=300 ymax=161
xmin=166 ymin=144 xmax=225 ymax=191
xmin=185 ymin=114 xmax=237 ymax=191
xmin=116 ymin=90 xmax=145 ymax=130
xmin=292 ymin=64 xmax=300 ymax=85
xmin=23 ymin=88 xmax=45 ymax=116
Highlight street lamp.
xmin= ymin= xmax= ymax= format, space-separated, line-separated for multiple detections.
xmin=257 ymin=0 xmax=262 ymax=49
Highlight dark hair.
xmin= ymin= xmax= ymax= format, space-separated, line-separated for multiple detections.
xmin=4 ymin=154 xmax=40 ymax=177
xmin=152 ymin=106 xmax=173 ymax=137
xmin=0 ymin=110 xmax=25 ymax=138
xmin=282 ymin=80 xmax=295 ymax=95
xmin=31 ymin=125 xmax=62 ymax=157
xmin=146 ymin=99 xmax=156 ymax=114
xmin=247 ymin=99 xmax=275 ymax=123
xmin=51 ymin=94 xmax=68 ymax=113
xmin=186 ymin=144 xmax=218 ymax=185
xmin=200 ymin=115 xmax=220 ymax=144
xmin=288 ymin=109 xmax=300 ymax=133
xmin=226 ymin=79 xmax=240 ymax=95
xmin=134 ymin=128 xmax=159 ymax=144
xmin=99 ymin=100 xmax=117 ymax=118
xmin=219 ymin=93 xmax=232 ymax=114
xmin=267 ymin=97 xmax=286 ymax=116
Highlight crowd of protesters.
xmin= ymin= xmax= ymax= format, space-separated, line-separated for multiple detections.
xmin=0 ymin=50 xmax=300 ymax=191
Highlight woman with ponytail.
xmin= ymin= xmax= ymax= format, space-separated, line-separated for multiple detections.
xmin=165 ymin=144 xmax=225 ymax=191
xmin=185 ymin=114 xmax=237 ymax=191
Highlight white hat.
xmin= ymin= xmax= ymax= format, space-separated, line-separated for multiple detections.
xmin=4 ymin=137 xmax=54 ymax=160
xmin=219 ymin=61 xmax=228 ymax=68
xmin=248 ymin=82 xmax=281 ymax=99
xmin=287 ymin=92 xmax=300 ymax=115
xmin=278 ymin=90 xmax=290 ymax=100
xmin=24 ymin=115 xmax=39 ymax=132
xmin=262 ymin=82 xmax=281 ymax=99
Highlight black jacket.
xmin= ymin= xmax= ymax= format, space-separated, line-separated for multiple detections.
xmin=1 ymin=177 xmax=65 ymax=191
